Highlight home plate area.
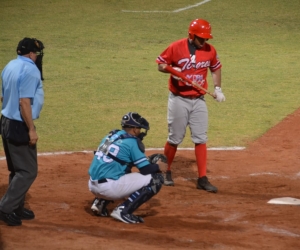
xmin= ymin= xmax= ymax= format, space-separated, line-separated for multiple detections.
xmin=268 ymin=197 xmax=300 ymax=205
xmin=0 ymin=109 xmax=299 ymax=249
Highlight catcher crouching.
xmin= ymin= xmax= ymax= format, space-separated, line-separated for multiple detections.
xmin=88 ymin=112 xmax=167 ymax=224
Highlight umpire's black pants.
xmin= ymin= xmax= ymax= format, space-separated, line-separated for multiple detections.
xmin=0 ymin=117 xmax=37 ymax=214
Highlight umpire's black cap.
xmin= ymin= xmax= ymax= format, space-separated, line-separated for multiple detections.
xmin=16 ymin=37 xmax=44 ymax=55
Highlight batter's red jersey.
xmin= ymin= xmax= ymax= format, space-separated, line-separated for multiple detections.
xmin=156 ymin=38 xmax=222 ymax=97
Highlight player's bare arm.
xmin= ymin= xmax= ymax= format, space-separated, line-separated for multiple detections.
xmin=211 ymin=69 xmax=225 ymax=102
xmin=211 ymin=68 xmax=222 ymax=88
xmin=158 ymin=63 xmax=169 ymax=73
xmin=19 ymin=97 xmax=38 ymax=145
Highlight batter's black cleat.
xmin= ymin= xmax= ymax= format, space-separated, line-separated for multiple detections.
xmin=164 ymin=170 xmax=174 ymax=186
xmin=197 ymin=176 xmax=218 ymax=193
xmin=0 ymin=211 xmax=22 ymax=226
xmin=91 ymin=198 xmax=112 ymax=217
xmin=15 ymin=208 xmax=35 ymax=220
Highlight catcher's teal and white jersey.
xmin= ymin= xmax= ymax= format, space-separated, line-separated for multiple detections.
xmin=88 ymin=130 xmax=149 ymax=181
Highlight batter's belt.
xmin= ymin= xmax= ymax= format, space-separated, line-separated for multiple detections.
xmin=172 ymin=92 xmax=204 ymax=100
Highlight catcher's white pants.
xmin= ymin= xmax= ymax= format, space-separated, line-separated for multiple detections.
xmin=88 ymin=173 xmax=152 ymax=200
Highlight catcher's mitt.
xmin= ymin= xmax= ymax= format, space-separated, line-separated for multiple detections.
xmin=148 ymin=153 xmax=167 ymax=164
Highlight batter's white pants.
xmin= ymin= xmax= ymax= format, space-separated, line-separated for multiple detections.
xmin=167 ymin=92 xmax=208 ymax=145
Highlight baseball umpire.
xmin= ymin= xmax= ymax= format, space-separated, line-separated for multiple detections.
xmin=156 ymin=19 xmax=225 ymax=192
xmin=88 ymin=112 xmax=167 ymax=224
xmin=0 ymin=37 xmax=45 ymax=226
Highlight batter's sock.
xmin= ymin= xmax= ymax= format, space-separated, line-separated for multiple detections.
xmin=164 ymin=142 xmax=177 ymax=171
xmin=195 ymin=143 xmax=207 ymax=177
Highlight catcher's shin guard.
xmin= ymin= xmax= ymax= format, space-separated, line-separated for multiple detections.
xmin=122 ymin=173 xmax=164 ymax=214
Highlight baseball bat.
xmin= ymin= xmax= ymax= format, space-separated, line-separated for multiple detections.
xmin=163 ymin=65 xmax=216 ymax=98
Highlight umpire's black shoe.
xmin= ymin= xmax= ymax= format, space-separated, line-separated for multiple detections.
xmin=15 ymin=208 xmax=35 ymax=220
xmin=197 ymin=176 xmax=218 ymax=193
xmin=0 ymin=211 xmax=22 ymax=226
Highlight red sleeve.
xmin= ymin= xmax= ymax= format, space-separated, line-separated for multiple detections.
xmin=209 ymin=46 xmax=222 ymax=72
xmin=156 ymin=45 xmax=174 ymax=65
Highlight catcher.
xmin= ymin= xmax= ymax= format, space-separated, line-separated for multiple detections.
xmin=88 ymin=112 xmax=167 ymax=224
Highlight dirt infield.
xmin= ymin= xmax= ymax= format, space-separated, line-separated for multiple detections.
xmin=0 ymin=109 xmax=299 ymax=250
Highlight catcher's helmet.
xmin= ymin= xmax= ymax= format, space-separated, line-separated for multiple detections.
xmin=188 ymin=19 xmax=213 ymax=40
xmin=121 ymin=112 xmax=149 ymax=130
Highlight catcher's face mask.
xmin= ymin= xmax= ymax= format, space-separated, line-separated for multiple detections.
xmin=137 ymin=127 xmax=148 ymax=141
xmin=121 ymin=112 xmax=149 ymax=141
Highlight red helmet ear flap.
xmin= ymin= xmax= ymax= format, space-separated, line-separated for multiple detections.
xmin=188 ymin=33 xmax=194 ymax=40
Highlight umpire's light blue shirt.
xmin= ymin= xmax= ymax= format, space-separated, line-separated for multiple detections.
xmin=1 ymin=55 xmax=44 ymax=121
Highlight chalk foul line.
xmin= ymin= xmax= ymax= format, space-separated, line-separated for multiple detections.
xmin=122 ymin=0 xmax=211 ymax=13
xmin=0 ymin=146 xmax=245 ymax=160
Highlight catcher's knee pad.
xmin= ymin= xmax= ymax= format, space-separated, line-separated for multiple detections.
xmin=150 ymin=173 xmax=164 ymax=194
xmin=123 ymin=174 xmax=164 ymax=214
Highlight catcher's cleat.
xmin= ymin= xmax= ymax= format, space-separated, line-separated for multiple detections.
xmin=163 ymin=170 xmax=174 ymax=186
xmin=110 ymin=206 xmax=144 ymax=224
xmin=197 ymin=176 xmax=218 ymax=193
xmin=91 ymin=198 xmax=111 ymax=217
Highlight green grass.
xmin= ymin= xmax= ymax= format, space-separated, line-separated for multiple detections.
xmin=0 ymin=0 xmax=299 ymax=152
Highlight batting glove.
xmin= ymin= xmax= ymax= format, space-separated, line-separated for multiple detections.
xmin=214 ymin=87 xmax=226 ymax=102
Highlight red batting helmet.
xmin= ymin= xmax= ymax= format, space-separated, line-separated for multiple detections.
xmin=188 ymin=19 xmax=213 ymax=40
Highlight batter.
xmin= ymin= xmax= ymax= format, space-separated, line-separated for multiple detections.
xmin=156 ymin=19 xmax=225 ymax=192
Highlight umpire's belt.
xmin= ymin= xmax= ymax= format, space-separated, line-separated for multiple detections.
xmin=172 ymin=93 xmax=204 ymax=100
